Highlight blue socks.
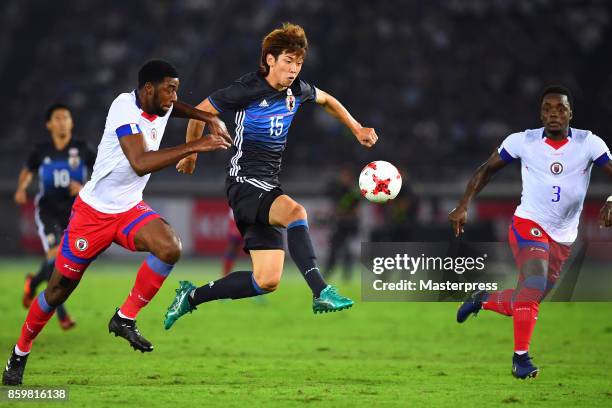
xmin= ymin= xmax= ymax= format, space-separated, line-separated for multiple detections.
xmin=189 ymin=271 xmax=268 ymax=306
xmin=287 ymin=219 xmax=327 ymax=298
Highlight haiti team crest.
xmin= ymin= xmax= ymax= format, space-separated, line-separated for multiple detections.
xmin=530 ymin=227 xmax=542 ymax=237
xmin=286 ymin=88 xmax=295 ymax=112
xmin=550 ymin=162 xmax=563 ymax=175
xmin=75 ymin=238 xmax=88 ymax=251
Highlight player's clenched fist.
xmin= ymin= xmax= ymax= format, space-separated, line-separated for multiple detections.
xmin=14 ymin=190 xmax=27 ymax=205
xmin=176 ymin=155 xmax=196 ymax=174
xmin=599 ymin=201 xmax=612 ymax=227
xmin=68 ymin=181 xmax=83 ymax=197
xmin=355 ymin=127 xmax=378 ymax=148
xmin=448 ymin=205 xmax=467 ymax=237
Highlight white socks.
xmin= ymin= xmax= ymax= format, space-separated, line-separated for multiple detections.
xmin=14 ymin=345 xmax=29 ymax=356
xmin=117 ymin=310 xmax=134 ymax=320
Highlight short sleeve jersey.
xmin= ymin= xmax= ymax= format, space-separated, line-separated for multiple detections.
xmin=498 ymin=127 xmax=611 ymax=243
xmin=208 ymin=72 xmax=317 ymax=189
xmin=26 ymin=140 xmax=95 ymax=214
xmin=79 ymin=90 xmax=173 ymax=213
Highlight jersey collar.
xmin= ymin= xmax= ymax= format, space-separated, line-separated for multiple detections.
xmin=258 ymin=72 xmax=300 ymax=95
xmin=133 ymin=89 xmax=159 ymax=122
xmin=542 ymin=127 xmax=571 ymax=150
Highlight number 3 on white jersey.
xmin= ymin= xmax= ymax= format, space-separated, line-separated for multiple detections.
xmin=551 ymin=185 xmax=561 ymax=202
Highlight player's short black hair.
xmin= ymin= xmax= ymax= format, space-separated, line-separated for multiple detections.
xmin=541 ymin=85 xmax=573 ymax=108
xmin=138 ymin=60 xmax=179 ymax=89
xmin=45 ymin=103 xmax=71 ymax=122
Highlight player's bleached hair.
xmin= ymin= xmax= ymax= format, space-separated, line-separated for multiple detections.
xmin=138 ymin=60 xmax=179 ymax=89
xmin=45 ymin=103 xmax=71 ymax=122
xmin=259 ymin=22 xmax=308 ymax=76
xmin=541 ymin=85 xmax=573 ymax=108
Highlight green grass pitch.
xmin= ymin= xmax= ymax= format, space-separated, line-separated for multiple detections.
xmin=1 ymin=258 xmax=611 ymax=407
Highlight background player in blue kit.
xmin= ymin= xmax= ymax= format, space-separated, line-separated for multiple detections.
xmin=14 ymin=104 xmax=95 ymax=330
xmin=164 ymin=23 xmax=378 ymax=328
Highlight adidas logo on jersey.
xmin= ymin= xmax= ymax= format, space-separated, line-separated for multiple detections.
xmin=259 ymin=99 xmax=269 ymax=107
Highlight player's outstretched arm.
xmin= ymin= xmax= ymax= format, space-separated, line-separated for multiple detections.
xmin=315 ymin=88 xmax=378 ymax=148
xmin=598 ymin=161 xmax=612 ymax=227
xmin=177 ymin=98 xmax=221 ymax=175
xmin=118 ymin=130 xmax=230 ymax=177
xmin=171 ymin=100 xmax=230 ymax=143
xmin=14 ymin=168 xmax=33 ymax=205
xmin=448 ymin=150 xmax=508 ymax=237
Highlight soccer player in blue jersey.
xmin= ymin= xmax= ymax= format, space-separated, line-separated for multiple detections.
xmin=164 ymin=23 xmax=378 ymax=328
xmin=14 ymin=104 xmax=96 ymax=329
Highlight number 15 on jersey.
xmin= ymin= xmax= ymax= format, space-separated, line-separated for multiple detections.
xmin=269 ymin=116 xmax=283 ymax=137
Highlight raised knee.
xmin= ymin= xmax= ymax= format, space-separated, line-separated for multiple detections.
xmin=288 ymin=204 xmax=307 ymax=224
xmin=155 ymin=236 xmax=182 ymax=265
xmin=254 ymin=273 xmax=281 ymax=292
xmin=257 ymin=277 xmax=280 ymax=292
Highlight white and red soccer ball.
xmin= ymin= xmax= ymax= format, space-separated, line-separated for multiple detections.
xmin=359 ymin=161 xmax=402 ymax=203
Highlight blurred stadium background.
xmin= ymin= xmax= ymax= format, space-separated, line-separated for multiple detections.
xmin=1 ymin=0 xmax=611 ymax=259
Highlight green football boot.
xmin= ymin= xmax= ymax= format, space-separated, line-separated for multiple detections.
xmin=312 ymin=285 xmax=354 ymax=314
xmin=164 ymin=280 xmax=197 ymax=330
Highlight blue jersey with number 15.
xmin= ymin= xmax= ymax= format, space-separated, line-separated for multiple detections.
xmin=208 ymin=71 xmax=317 ymax=187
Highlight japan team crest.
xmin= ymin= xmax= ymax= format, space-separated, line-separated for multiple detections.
xmin=68 ymin=147 xmax=81 ymax=169
xmin=550 ymin=162 xmax=563 ymax=175
xmin=286 ymin=88 xmax=295 ymax=112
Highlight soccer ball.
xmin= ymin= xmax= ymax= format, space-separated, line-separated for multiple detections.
xmin=359 ymin=161 xmax=402 ymax=203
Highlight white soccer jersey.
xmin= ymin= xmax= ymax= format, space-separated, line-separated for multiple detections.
xmin=498 ymin=127 xmax=611 ymax=243
xmin=79 ymin=90 xmax=173 ymax=213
